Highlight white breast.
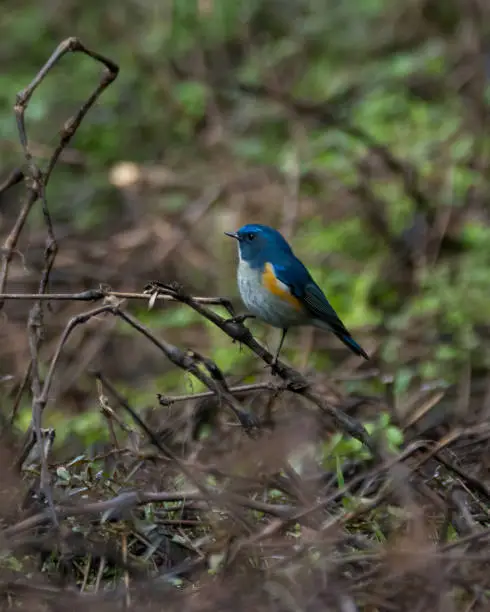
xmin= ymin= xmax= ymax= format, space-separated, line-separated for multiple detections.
xmin=236 ymin=259 xmax=305 ymax=328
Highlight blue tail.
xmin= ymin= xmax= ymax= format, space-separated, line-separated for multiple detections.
xmin=339 ymin=334 xmax=369 ymax=360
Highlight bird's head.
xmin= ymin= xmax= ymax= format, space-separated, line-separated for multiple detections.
xmin=225 ymin=224 xmax=293 ymax=268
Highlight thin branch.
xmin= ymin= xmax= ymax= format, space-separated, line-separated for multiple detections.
xmin=0 ymin=167 xmax=25 ymax=195
xmin=157 ymin=382 xmax=276 ymax=405
xmin=0 ymin=289 xmax=236 ymax=309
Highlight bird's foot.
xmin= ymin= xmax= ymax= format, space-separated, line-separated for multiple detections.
xmin=224 ymin=313 xmax=256 ymax=326
xmin=224 ymin=314 xmax=256 ymax=345
xmin=265 ymin=359 xmax=281 ymax=376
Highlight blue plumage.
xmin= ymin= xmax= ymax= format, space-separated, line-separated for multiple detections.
xmin=225 ymin=224 xmax=368 ymax=361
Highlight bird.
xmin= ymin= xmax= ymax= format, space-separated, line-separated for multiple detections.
xmin=225 ymin=223 xmax=368 ymax=365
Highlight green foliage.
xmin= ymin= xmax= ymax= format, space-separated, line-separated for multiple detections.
xmin=322 ymin=412 xmax=404 ymax=469
xmin=52 ymin=410 xmax=108 ymax=447
xmin=133 ymin=304 xmax=201 ymax=330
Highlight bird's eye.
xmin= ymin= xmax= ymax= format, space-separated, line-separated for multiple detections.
xmin=247 ymin=233 xmax=256 ymax=241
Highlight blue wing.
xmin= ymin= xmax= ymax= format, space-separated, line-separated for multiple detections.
xmin=273 ymin=258 xmax=368 ymax=359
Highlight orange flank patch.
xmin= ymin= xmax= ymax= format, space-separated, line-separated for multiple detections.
xmin=262 ymin=263 xmax=303 ymax=310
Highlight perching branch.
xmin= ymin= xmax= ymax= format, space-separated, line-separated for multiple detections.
xmin=144 ymin=281 xmax=380 ymax=458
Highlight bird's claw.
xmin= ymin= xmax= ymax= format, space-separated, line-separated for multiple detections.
xmin=265 ymin=360 xmax=281 ymax=376
xmin=224 ymin=314 xmax=256 ymax=326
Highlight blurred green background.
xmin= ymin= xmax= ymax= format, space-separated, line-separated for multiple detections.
xmin=1 ymin=0 xmax=489 ymax=444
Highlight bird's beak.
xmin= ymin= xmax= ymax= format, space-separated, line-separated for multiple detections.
xmin=224 ymin=231 xmax=239 ymax=240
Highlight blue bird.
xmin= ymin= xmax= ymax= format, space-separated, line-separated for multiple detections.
xmin=225 ymin=224 xmax=368 ymax=364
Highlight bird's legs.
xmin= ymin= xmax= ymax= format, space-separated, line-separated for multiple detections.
xmin=272 ymin=328 xmax=288 ymax=369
